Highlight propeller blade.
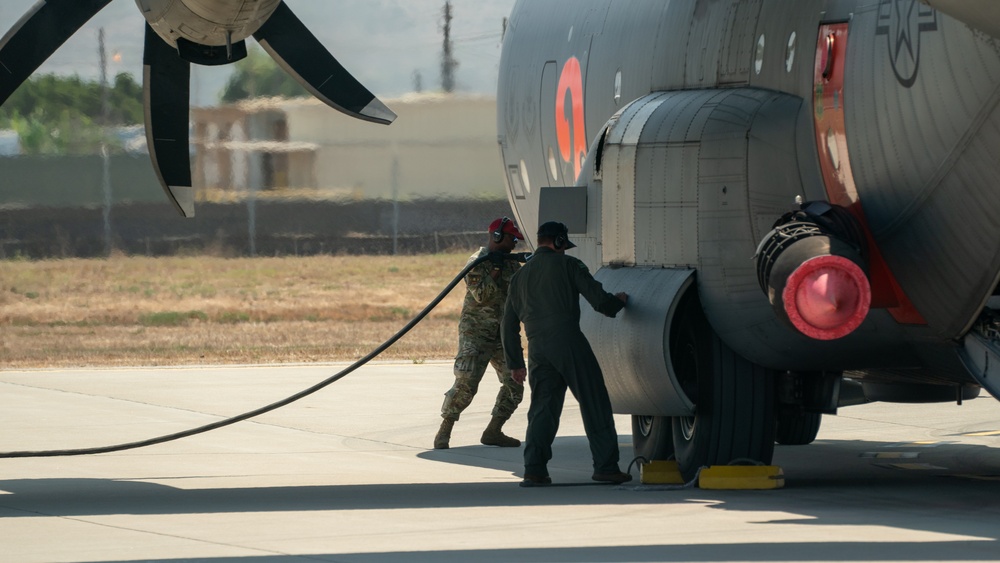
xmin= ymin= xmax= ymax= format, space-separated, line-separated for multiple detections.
xmin=253 ymin=2 xmax=396 ymax=125
xmin=0 ymin=0 xmax=113 ymax=104
xmin=142 ymin=24 xmax=194 ymax=218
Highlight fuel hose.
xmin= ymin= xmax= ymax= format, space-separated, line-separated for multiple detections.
xmin=0 ymin=251 xmax=531 ymax=458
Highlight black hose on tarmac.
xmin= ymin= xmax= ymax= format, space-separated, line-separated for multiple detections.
xmin=0 ymin=252 xmax=530 ymax=458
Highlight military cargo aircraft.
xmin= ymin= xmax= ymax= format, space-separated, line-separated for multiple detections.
xmin=497 ymin=0 xmax=1000 ymax=479
xmin=6 ymin=0 xmax=1000 ymax=482
xmin=0 ymin=0 xmax=395 ymax=217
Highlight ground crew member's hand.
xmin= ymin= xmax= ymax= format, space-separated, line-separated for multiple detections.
xmin=512 ymin=367 xmax=527 ymax=384
xmin=615 ymin=292 xmax=628 ymax=306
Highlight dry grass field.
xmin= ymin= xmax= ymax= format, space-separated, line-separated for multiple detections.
xmin=1 ymin=252 xmax=479 ymax=368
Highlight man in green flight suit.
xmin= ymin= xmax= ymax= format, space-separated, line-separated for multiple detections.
xmin=434 ymin=217 xmax=525 ymax=449
xmin=502 ymin=221 xmax=632 ymax=486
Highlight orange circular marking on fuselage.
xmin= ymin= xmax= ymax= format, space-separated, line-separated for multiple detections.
xmin=555 ymin=56 xmax=587 ymax=182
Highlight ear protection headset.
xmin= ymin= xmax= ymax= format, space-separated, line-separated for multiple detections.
xmin=492 ymin=217 xmax=510 ymax=243
xmin=553 ymin=232 xmax=567 ymax=250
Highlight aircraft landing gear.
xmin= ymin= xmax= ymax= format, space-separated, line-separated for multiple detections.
xmin=773 ymin=370 xmax=840 ymax=446
xmin=669 ymin=293 xmax=776 ymax=481
xmin=775 ymin=409 xmax=822 ymax=445
xmin=631 ymin=414 xmax=674 ymax=461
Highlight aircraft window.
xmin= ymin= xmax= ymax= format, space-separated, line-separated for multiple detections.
xmin=614 ymin=70 xmax=622 ymax=104
xmin=786 ymin=32 xmax=797 ymax=73
xmin=508 ymin=164 xmax=525 ymax=198
xmin=755 ymin=34 xmax=766 ymax=74
xmin=520 ymin=159 xmax=532 ymax=194
xmin=568 ymin=26 xmax=574 ymax=42
xmin=548 ymin=146 xmax=559 ymax=180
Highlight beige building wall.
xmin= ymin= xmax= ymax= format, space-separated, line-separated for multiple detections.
xmin=281 ymin=93 xmax=503 ymax=199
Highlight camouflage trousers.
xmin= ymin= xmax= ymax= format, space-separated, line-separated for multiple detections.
xmin=441 ymin=337 xmax=524 ymax=421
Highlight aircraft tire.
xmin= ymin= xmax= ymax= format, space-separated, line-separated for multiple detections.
xmin=670 ymin=296 xmax=776 ymax=482
xmin=775 ymin=410 xmax=821 ymax=445
xmin=631 ymin=415 xmax=674 ymax=462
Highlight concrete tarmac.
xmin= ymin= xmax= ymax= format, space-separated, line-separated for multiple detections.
xmin=2 ymin=362 xmax=1000 ymax=562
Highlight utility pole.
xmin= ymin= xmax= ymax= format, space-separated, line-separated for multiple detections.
xmin=440 ymin=1 xmax=458 ymax=92
xmin=99 ymin=28 xmax=110 ymax=126
xmin=99 ymin=28 xmax=113 ymax=257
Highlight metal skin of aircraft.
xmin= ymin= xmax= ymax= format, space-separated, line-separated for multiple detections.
xmin=0 ymin=0 xmax=396 ymax=218
xmin=497 ymin=0 xmax=1000 ymax=480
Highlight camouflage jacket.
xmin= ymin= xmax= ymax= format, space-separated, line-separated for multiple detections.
xmin=458 ymin=247 xmax=521 ymax=342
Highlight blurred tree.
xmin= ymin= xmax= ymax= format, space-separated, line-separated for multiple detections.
xmin=0 ymin=72 xmax=143 ymax=155
xmin=0 ymin=73 xmax=143 ymax=127
xmin=220 ymin=46 xmax=309 ymax=103
xmin=11 ymin=109 xmax=114 ymax=155
xmin=109 ymin=73 xmax=144 ymax=122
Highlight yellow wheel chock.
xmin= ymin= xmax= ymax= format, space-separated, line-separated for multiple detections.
xmin=639 ymin=460 xmax=685 ymax=484
xmin=638 ymin=460 xmax=785 ymax=489
xmin=698 ymin=465 xmax=785 ymax=489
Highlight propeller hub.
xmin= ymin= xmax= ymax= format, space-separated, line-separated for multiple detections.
xmin=137 ymin=0 xmax=281 ymax=47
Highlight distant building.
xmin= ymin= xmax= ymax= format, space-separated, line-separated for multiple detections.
xmin=0 ymin=130 xmax=20 ymax=156
xmin=190 ymin=93 xmax=504 ymax=201
xmin=192 ymin=102 xmax=318 ymax=196
xmin=0 ymin=95 xmax=504 ymax=208
xmin=113 ymin=125 xmax=148 ymax=155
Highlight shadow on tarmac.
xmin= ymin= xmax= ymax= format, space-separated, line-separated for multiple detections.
xmin=3 ymin=438 xmax=1000 ymax=549
xmin=55 ymin=541 xmax=1000 ymax=563
xmin=0 ymin=436 xmax=1000 ymax=508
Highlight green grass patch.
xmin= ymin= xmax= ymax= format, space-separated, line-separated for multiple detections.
xmin=217 ymin=311 xmax=251 ymax=324
xmin=139 ymin=310 xmax=209 ymax=327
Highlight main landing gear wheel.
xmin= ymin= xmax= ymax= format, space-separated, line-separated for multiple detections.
xmin=631 ymin=414 xmax=674 ymax=461
xmin=670 ymin=293 xmax=776 ymax=481
xmin=775 ymin=409 xmax=822 ymax=445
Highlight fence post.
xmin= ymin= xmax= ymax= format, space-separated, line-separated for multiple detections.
xmin=391 ymin=154 xmax=399 ymax=255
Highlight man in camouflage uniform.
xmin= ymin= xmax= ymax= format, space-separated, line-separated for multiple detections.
xmin=434 ymin=217 xmax=525 ymax=449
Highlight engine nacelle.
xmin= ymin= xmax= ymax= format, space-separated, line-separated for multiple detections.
xmin=571 ymin=87 xmax=887 ymax=371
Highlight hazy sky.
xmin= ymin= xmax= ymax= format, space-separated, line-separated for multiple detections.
xmin=0 ymin=0 xmax=516 ymax=106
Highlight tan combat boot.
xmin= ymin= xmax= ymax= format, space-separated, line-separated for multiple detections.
xmin=480 ymin=416 xmax=521 ymax=447
xmin=434 ymin=418 xmax=455 ymax=449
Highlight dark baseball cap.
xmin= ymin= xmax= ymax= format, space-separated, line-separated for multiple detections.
xmin=536 ymin=221 xmax=576 ymax=249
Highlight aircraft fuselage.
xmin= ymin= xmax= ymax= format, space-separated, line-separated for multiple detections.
xmin=498 ymin=0 xmax=1000 ymax=389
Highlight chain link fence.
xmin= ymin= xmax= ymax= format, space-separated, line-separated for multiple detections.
xmin=0 ymin=198 xmax=514 ymax=258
